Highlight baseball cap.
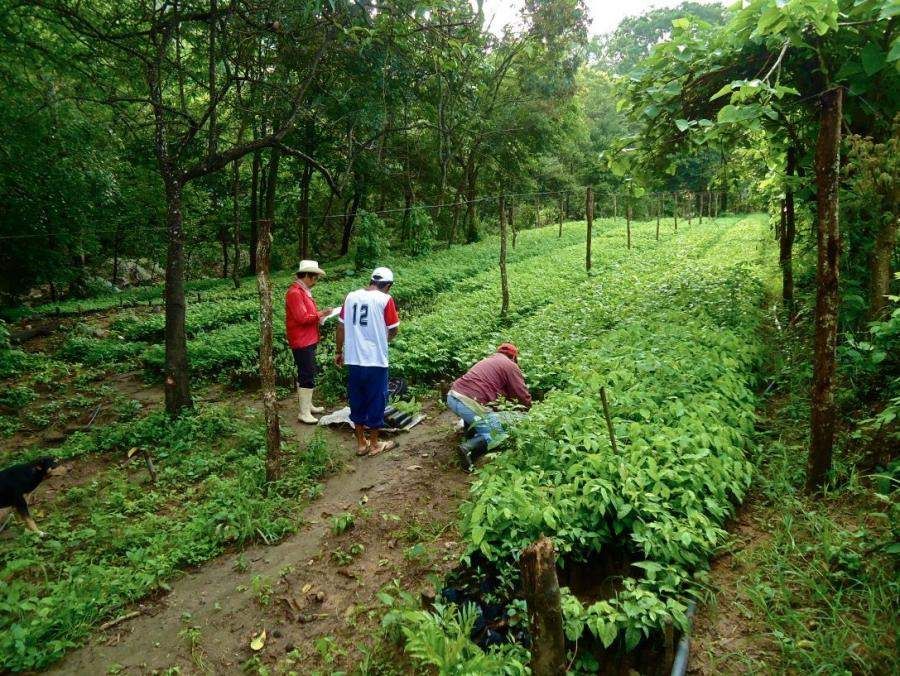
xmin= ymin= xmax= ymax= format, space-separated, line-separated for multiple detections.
xmin=371 ymin=267 xmax=394 ymax=283
xmin=497 ymin=343 xmax=519 ymax=359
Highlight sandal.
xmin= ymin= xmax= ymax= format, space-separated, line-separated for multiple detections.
xmin=367 ymin=440 xmax=397 ymax=457
xmin=356 ymin=444 xmax=370 ymax=456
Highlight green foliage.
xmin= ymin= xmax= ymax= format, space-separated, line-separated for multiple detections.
xmin=383 ymin=600 xmax=529 ymax=676
xmin=403 ymin=207 xmax=437 ymax=256
xmin=0 ymin=385 xmax=38 ymax=410
xmin=58 ymin=336 xmax=147 ymax=367
xmin=0 ymin=405 xmax=335 ymax=671
xmin=331 ymin=512 xmax=355 ymax=535
xmin=355 ymin=211 xmax=389 ymax=272
xmin=455 ymin=215 xmax=772 ymax=650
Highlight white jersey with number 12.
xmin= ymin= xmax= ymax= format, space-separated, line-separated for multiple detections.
xmin=339 ymin=288 xmax=400 ymax=368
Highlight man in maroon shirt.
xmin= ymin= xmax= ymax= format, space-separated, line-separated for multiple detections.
xmin=446 ymin=343 xmax=531 ymax=471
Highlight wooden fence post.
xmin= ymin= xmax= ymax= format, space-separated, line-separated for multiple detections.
xmin=673 ymin=192 xmax=679 ymax=231
xmin=499 ymin=194 xmax=509 ymax=318
xmin=585 ymin=186 xmax=594 ymax=272
xmin=626 ymin=203 xmax=632 ymax=250
xmin=256 ymin=218 xmax=282 ymax=486
xmin=510 ymin=202 xmax=517 ymax=249
xmin=699 ymin=191 xmax=704 ymax=224
xmin=557 ymin=197 xmax=563 ymax=238
xmin=655 ymin=196 xmax=661 ymax=241
xmin=521 ymin=537 xmax=566 ymax=676
xmin=612 ymin=193 xmax=617 ymax=220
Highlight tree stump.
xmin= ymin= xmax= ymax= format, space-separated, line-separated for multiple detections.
xmin=520 ymin=537 xmax=566 ymax=676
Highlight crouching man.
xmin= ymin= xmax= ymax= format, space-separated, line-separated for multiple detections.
xmin=446 ymin=343 xmax=531 ymax=471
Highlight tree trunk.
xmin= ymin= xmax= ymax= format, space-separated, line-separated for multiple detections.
xmin=256 ymin=217 xmax=282 ymax=484
xmin=449 ymin=188 xmax=462 ymax=247
xmin=868 ymin=188 xmax=898 ymax=320
xmin=699 ymin=191 xmax=704 ymax=224
xmin=249 ymin=147 xmax=261 ymax=274
xmin=162 ymin=176 xmax=193 ymax=415
xmin=264 ymin=146 xmax=281 ymax=227
xmin=464 ymin=159 xmax=478 ymax=243
xmin=499 ymin=194 xmax=509 ymax=318
xmin=780 ymin=147 xmax=797 ymax=306
xmin=298 ymin=161 xmax=312 ymax=260
xmin=585 ymin=186 xmax=594 ymax=271
xmin=340 ymin=189 xmax=363 ymax=256
xmin=520 ymin=537 xmax=566 ymax=676
xmin=612 ymin=193 xmax=617 ymax=220
xmin=232 ymin=157 xmax=242 ymax=289
xmin=808 ymin=87 xmax=843 ymax=492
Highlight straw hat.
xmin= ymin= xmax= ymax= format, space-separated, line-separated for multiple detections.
xmin=297 ymin=260 xmax=326 ymax=276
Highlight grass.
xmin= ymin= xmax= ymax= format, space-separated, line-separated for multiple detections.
xmin=698 ymin=287 xmax=899 ymax=674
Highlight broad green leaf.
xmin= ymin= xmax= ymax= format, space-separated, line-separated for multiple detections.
xmin=888 ymin=36 xmax=900 ymax=62
xmin=710 ymin=82 xmax=735 ymax=101
xmin=675 ymin=119 xmax=691 ymax=132
xmin=861 ymin=43 xmax=887 ymax=75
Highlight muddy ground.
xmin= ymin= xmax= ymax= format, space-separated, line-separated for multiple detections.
xmin=40 ymin=398 xmax=470 ymax=675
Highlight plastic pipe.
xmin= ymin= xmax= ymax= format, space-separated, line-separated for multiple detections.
xmin=670 ymin=602 xmax=697 ymax=676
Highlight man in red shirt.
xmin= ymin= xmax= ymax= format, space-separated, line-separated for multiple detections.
xmin=286 ymin=260 xmax=334 ymax=423
xmin=447 ymin=343 xmax=531 ymax=471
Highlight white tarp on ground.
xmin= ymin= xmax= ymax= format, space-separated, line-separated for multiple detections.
xmin=317 ymin=406 xmax=426 ymax=433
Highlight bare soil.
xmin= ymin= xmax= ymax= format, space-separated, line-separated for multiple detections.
xmin=45 ymin=402 xmax=471 ymax=675
xmin=688 ymin=501 xmax=778 ymax=674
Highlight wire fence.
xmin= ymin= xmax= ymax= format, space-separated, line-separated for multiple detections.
xmin=0 ymin=186 xmax=737 ymax=242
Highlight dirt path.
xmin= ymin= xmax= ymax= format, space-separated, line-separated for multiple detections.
xmin=688 ymin=500 xmax=777 ymax=674
xmin=48 ymin=403 xmax=470 ymax=675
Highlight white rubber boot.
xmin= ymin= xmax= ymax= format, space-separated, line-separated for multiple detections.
xmin=297 ymin=388 xmax=318 ymax=424
xmin=309 ymin=389 xmax=324 ymax=414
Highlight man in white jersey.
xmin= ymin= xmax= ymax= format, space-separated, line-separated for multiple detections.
xmin=335 ymin=267 xmax=400 ymax=456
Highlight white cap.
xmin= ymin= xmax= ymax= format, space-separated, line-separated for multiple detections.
xmin=371 ymin=267 xmax=394 ymax=283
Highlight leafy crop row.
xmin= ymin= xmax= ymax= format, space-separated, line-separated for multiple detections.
xmin=135 ymin=220 xmax=641 ymax=382
xmin=451 ymin=216 xmax=771 ymax=654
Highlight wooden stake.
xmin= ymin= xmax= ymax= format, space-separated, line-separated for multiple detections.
xmin=626 ymin=204 xmax=632 ymax=250
xmin=673 ymin=192 xmax=678 ymax=231
xmin=499 ymin=194 xmax=509 ymax=318
xmin=655 ymin=197 xmax=660 ymax=241
xmin=585 ymin=186 xmax=594 ymax=272
xmin=256 ymin=218 xmax=282 ymax=485
xmin=557 ymin=197 xmax=563 ymax=238
xmin=600 ymin=386 xmax=618 ymax=454
xmin=520 ymin=537 xmax=566 ymax=676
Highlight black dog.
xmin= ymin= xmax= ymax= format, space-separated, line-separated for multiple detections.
xmin=0 ymin=457 xmax=57 ymax=536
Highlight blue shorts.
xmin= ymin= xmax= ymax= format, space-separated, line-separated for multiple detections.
xmin=347 ymin=365 xmax=389 ymax=429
